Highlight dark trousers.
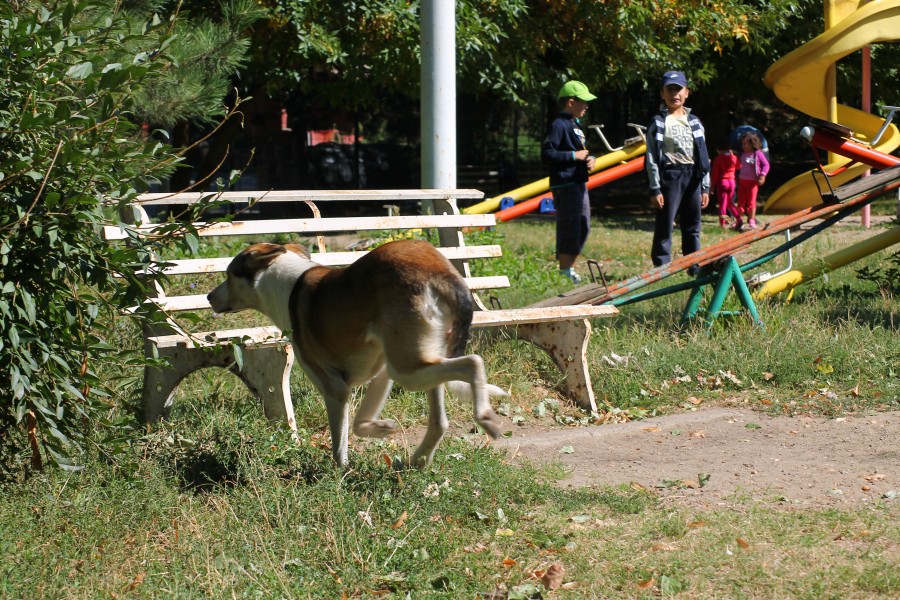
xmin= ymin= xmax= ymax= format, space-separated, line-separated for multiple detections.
xmin=651 ymin=166 xmax=702 ymax=273
xmin=553 ymin=183 xmax=590 ymax=257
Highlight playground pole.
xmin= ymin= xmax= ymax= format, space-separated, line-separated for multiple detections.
xmin=861 ymin=45 xmax=871 ymax=228
xmin=420 ymin=0 xmax=455 ymax=190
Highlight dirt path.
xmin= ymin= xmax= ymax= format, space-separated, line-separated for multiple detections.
xmin=492 ymin=408 xmax=900 ymax=509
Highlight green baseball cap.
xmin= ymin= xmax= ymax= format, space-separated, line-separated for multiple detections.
xmin=558 ymin=80 xmax=596 ymax=101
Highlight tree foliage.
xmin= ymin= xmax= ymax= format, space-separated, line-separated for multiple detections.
xmin=0 ymin=0 xmax=251 ymax=476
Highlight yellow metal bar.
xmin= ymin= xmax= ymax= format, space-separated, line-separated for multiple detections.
xmin=753 ymin=226 xmax=900 ymax=299
xmin=463 ymin=143 xmax=646 ymax=214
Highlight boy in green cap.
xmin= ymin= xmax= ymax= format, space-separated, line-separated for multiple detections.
xmin=541 ymin=80 xmax=597 ymax=284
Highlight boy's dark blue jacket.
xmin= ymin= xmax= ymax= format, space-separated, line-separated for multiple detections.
xmin=542 ymin=113 xmax=589 ymax=187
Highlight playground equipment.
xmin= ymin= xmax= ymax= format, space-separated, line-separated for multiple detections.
xmin=763 ymin=0 xmax=900 ymax=213
xmin=494 ymin=157 xmax=644 ymax=222
xmin=532 ymin=120 xmax=900 ymax=325
xmin=462 ymin=124 xmax=646 ymax=215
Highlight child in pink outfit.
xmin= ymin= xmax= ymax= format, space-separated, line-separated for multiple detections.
xmin=735 ymin=131 xmax=770 ymax=230
xmin=710 ymin=140 xmax=738 ymax=227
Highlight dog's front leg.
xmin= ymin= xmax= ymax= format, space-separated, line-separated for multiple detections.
xmin=323 ymin=391 xmax=351 ymax=466
xmin=353 ymin=367 xmax=398 ymax=438
xmin=409 ymin=386 xmax=449 ymax=469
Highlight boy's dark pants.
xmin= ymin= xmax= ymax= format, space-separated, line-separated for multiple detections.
xmin=651 ymin=165 xmax=702 ymax=274
xmin=553 ymin=183 xmax=591 ymax=257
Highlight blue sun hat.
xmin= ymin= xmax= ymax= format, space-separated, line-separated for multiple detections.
xmin=660 ymin=70 xmax=688 ymax=89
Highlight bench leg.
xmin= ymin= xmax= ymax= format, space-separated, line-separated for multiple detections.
xmin=232 ymin=345 xmax=297 ymax=431
xmin=512 ymin=319 xmax=597 ymax=413
xmin=142 ymin=346 xmax=221 ymax=423
xmin=142 ymin=344 xmax=296 ymax=431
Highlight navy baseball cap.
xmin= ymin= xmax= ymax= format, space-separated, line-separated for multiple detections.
xmin=660 ymin=70 xmax=688 ymax=89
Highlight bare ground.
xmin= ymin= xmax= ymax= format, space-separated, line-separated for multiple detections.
xmin=490 ymin=408 xmax=900 ymax=509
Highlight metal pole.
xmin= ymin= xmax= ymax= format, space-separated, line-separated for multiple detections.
xmin=420 ymin=0 xmax=456 ymax=191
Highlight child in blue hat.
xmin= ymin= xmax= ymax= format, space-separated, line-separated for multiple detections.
xmin=644 ymin=70 xmax=710 ymax=275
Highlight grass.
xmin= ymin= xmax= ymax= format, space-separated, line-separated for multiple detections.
xmin=2 ymin=209 xmax=898 ymax=598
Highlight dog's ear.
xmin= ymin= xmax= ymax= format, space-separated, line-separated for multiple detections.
xmin=231 ymin=243 xmax=286 ymax=279
xmin=284 ymin=243 xmax=311 ymax=259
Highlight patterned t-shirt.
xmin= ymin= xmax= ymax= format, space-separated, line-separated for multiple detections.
xmin=662 ymin=113 xmax=694 ymax=165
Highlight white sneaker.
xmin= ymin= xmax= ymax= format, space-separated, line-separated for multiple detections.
xmin=560 ymin=269 xmax=581 ymax=284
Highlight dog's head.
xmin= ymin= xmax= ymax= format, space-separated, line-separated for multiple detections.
xmin=207 ymin=243 xmax=310 ymax=314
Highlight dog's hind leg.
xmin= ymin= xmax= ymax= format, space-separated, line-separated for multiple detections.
xmin=391 ymin=354 xmax=503 ymax=441
xmin=353 ymin=367 xmax=398 ymax=438
xmin=409 ymin=386 xmax=449 ymax=469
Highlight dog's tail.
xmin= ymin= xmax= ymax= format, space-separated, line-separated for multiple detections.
xmin=448 ymin=279 xmax=475 ymax=358
xmin=446 ymin=380 xmax=509 ymax=402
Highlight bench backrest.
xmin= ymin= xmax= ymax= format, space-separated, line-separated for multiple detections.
xmin=103 ymin=189 xmax=507 ymax=317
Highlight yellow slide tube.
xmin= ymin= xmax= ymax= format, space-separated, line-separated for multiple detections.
xmin=753 ymin=226 xmax=900 ymax=300
xmin=463 ymin=143 xmax=646 ymax=215
xmin=762 ymin=0 xmax=900 ymax=214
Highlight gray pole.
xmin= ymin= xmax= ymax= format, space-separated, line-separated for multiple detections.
xmin=420 ymin=0 xmax=456 ymax=190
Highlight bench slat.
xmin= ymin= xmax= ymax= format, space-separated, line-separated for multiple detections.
xmin=103 ymin=214 xmax=496 ymax=241
xmin=149 ymin=305 xmax=618 ymax=350
xmin=141 ymin=245 xmax=504 ymax=276
xmin=134 ymin=189 xmax=485 ymax=205
xmin=472 ymin=305 xmax=618 ymax=326
xmin=148 ymin=275 xmax=511 ymax=312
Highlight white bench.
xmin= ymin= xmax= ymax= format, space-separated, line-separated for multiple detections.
xmin=104 ymin=189 xmax=618 ymax=429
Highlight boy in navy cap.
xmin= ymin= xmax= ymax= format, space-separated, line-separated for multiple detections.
xmin=541 ymin=80 xmax=597 ymax=284
xmin=644 ymin=70 xmax=710 ymax=275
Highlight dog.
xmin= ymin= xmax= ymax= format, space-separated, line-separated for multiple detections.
xmin=207 ymin=239 xmax=506 ymax=468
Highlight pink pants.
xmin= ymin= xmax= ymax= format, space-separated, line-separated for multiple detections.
xmin=737 ymin=178 xmax=759 ymax=218
xmin=715 ymin=178 xmax=736 ymax=218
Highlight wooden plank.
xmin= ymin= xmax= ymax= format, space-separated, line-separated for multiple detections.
xmin=151 ymin=326 xmax=286 ymax=349
xmin=103 ymin=214 xmax=496 ymax=240
xmin=146 ymin=275 xmax=511 ymax=313
xmin=526 ymin=283 xmax=609 ymax=308
xmin=143 ymin=245 xmax=504 ymax=275
xmin=472 ymin=305 xmax=618 ymax=327
xmin=149 ymin=304 xmax=619 ymax=349
xmin=133 ymin=188 xmax=485 ymax=206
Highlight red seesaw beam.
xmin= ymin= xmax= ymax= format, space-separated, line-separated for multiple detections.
xmin=495 ymin=156 xmax=645 ymax=222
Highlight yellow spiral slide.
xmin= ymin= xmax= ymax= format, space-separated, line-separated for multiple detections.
xmin=762 ymin=0 xmax=900 ymax=213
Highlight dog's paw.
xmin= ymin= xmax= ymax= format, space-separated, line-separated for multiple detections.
xmin=353 ymin=418 xmax=398 ymax=438
xmin=477 ymin=411 xmax=504 ymax=440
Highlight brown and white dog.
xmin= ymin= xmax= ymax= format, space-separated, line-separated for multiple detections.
xmin=207 ymin=239 xmax=506 ymax=468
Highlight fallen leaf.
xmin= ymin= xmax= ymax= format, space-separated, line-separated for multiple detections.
xmin=651 ymin=543 xmax=674 ymax=552
xmin=641 ymin=425 xmax=661 ymax=433
xmin=816 ymin=363 xmax=834 ymax=374
xmin=862 ymin=485 xmax=872 ymax=491
xmin=390 ymin=511 xmax=408 ymax=530
xmin=636 ymin=577 xmax=656 ymax=589
xmin=560 ymin=445 xmax=575 ymax=454
xmin=759 ymin=399 xmax=773 ymax=406
xmin=688 ymin=521 xmax=705 ymax=528
xmin=502 ymin=557 xmax=516 ymax=568
xmin=745 ymin=423 xmax=762 ymax=429
xmin=464 ymin=543 xmax=488 ymax=554
xmin=495 ymin=528 xmax=515 ymax=537
xmin=630 ymin=481 xmax=648 ymax=491
xmin=850 ymin=384 xmax=860 ymax=397
xmin=689 ymin=430 xmax=706 ymax=438
xmin=687 ymin=396 xmax=702 ymax=405
xmin=125 ymin=572 xmax=145 ymax=592
xmin=813 ymin=356 xmax=824 ymax=364
xmin=541 ymin=563 xmax=564 ymax=590
xmin=863 ymin=473 xmax=885 ymax=482
xmin=736 ymin=537 xmax=750 ymax=549
xmin=763 ymin=372 xmax=775 ymax=381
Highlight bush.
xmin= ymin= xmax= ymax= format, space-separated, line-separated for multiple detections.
xmin=0 ymin=1 xmax=249 ymax=476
